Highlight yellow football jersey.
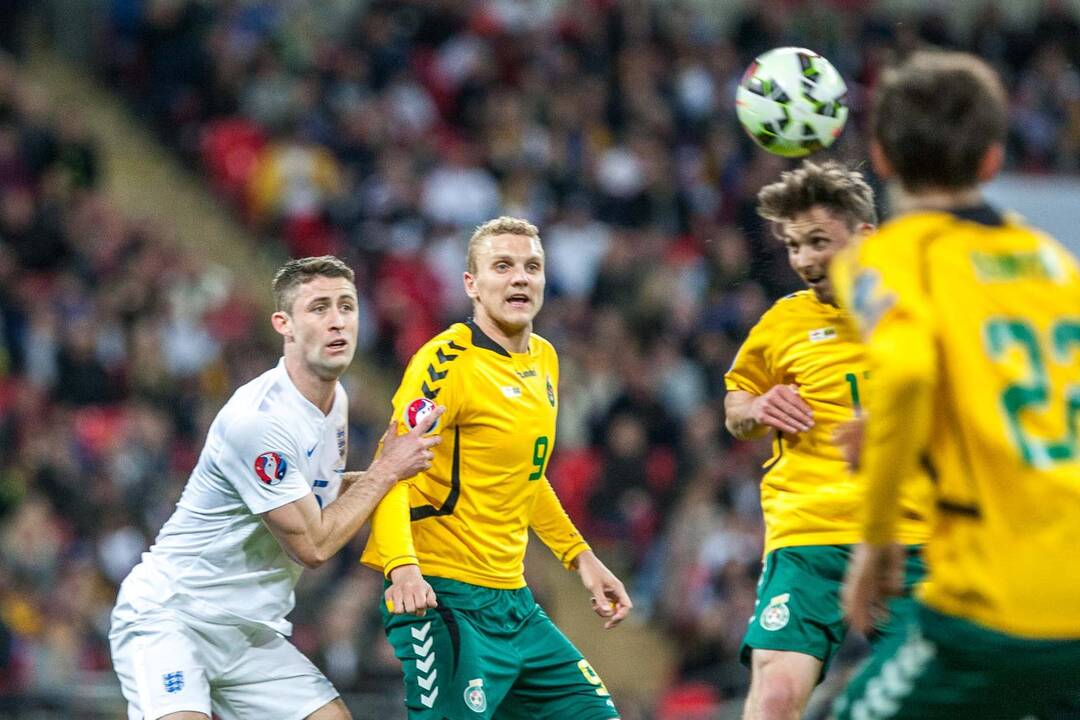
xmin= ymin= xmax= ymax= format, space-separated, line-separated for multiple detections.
xmin=360 ymin=321 xmax=589 ymax=589
xmin=833 ymin=205 xmax=1080 ymax=638
xmin=725 ymin=290 xmax=931 ymax=555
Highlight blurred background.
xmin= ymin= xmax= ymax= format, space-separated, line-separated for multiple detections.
xmin=1 ymin=1 xmax=1079 ymax=718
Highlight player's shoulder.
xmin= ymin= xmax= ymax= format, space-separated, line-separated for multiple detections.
xmin=529 ymin=331 xmax=557 ymax=359
xmin=411 ymin=323 xmax=472 ymax=361
xmin=758 ymin=289 xmax=818 ymax=325
xmin=219 ymin=362 xmax=300 ymax=433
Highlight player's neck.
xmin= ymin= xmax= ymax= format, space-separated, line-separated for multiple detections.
xmin=892 ymin=185 xmax=984 ymax=215
xmin=472 ymin=312 xmax=531 ymax=354
xmin=283 ymin=354 xmax=336 ymax=414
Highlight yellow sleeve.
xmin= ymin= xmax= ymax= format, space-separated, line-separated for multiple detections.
xmin=368 ymin=483 xmax=418 ymax=576
xmin=836 ymin=250 xmax=939 ymax=545
xmin=725 ymin=312 xmax=778 ymax=395
xmin=366 ymin=336 xmax=463 ymax=577
xmin=531 ymin=477 xmax=590 ymax=569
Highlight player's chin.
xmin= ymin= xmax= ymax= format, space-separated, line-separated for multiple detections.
xmin=503 ymin=303 xmax=541 ymax=325
xmin=808 ymin=280 xmax=834 ymax=304
xmin=315 ymin=350 xmax=355 ymax=377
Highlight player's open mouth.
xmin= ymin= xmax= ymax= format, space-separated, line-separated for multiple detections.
xmin=507 ymin=294 xmax=530 ymax=308
xmin=326 ymin=339 xmax=348 ymax=351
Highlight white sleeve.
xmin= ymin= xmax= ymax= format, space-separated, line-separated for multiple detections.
xmin=217 ymin=411 xmax=312 ymax=515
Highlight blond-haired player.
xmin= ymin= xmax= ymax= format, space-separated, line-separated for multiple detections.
xmin=362 ymin=217 xmax=631 ymax=720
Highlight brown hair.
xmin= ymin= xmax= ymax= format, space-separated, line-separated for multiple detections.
xmin=872 ymin=50 xmax=1007 ymax=191
xmin=757 ymin=160 xmax=877 ymax=231
xmin=466 ymin=216 xmax=542 ymax=274
xmin=271 ymin=256 xmax=355 ymax=313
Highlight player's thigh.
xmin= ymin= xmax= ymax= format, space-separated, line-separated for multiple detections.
xmin=746 ymin=648 xmax=822 ymax=710
xmin=211 ymin=625 xmax=339 ymax=720
xmin=385 ymin=605 xmax=517 ymax=720
xmin=498 ymin=608 xmax=619 ymax=720
xmin=109 ymin=611 xmax=212 ymax=720
xmin=740 ymin=545 xmax=849 ymax=680
xmin=832 ymin=621 xmax=995 ymax=720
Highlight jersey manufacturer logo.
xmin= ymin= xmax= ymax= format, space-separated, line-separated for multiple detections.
xmin=516 ymin=368 xmax=537 ymax=378
xmin=163 ymin=671 xmax=184 ymax=694
xmin=464 ymin=678 xmax=487 ymax=713
xmin=808 ymin=326 xmax=837 ymax=342
xmin=412 ymin=621 xmax=439 ymax=708
xmin=760 ymin=593 xmax=790 ymax=631
xmin=254 ymin=452 xmax=287 ymax=485
xmin=546 ymin=375 xmax=555 ymax=407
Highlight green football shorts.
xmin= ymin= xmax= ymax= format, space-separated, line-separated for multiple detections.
xmin=382 ymin=576 xmax=620 ymax=720
xmin=832 ymin=604 xmax=1080 ymax=720
xmin=740 ymin=544 xmax=925 ymax=679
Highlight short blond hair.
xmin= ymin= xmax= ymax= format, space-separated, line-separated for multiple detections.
xmin=466 ymin=216 xmax=542 ymax=274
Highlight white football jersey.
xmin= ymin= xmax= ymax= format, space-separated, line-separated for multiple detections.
xmin=118 ymin=358 xmax=348 ymax=635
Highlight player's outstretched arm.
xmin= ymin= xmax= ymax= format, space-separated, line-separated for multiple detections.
xmin=724 ymin=386 xmax=814 ymax=439
xmin=263 ymin=409 xmax=443 ymax=569
xmin=574 ymin=550 xmax=633 ymax=630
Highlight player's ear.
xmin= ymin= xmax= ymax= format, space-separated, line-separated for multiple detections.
xmin=857 ymin=223 xmax=876 ymax=239
xmin=869 ymin=141 xmax=893 ymax=180
xmin=977 ymin=142 xmax=1004 ymax=183
xmin=271 ymin=310 xmax=292 ymax=339
xmin=463 ymin=271 xmax=478 ymax=300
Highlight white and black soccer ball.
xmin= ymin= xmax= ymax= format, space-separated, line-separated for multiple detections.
xmin=735 ymin=47 xmax=849 ymax=158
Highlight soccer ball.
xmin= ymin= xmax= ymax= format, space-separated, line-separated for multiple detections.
xmin=735 ymin=47 xmax=848 ymax=158
xmin=403 ymin=397 xmax=439 ymax=432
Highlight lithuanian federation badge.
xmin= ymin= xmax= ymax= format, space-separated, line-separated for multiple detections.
xmin=546 ymin=375 xmax=555 ymax=407
xmin=760 ymin=593 xmax=790 ymax=631
xmin=464 ymin=678 xmax=487 ymax=713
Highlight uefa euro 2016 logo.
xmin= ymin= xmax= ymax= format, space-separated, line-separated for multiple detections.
xmin=254 ymin=451 xmax=288 ymax=485
xmin=163 ymin=671 xmax=184 ymax=694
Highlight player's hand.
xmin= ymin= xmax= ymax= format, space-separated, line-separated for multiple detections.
xmin=575 ymin=551 xmax=632 ymax=630
xmin=750 ymin=384 xmax=814 ymax=434
xmin=378 ymin=406 xmax=445 ymax=481
xmin=834 ymin=416 xmax=865 ymax=471
xmin=386 ymin=564 xmax=438 ymax=617
xmin=841 ymin=543 xmax=905 ymax=635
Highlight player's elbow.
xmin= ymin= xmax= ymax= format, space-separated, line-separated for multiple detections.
xmin=283 ymin=539 xmax=331 ymax=569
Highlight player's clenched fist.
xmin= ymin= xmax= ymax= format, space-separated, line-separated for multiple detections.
xmin=378 ymin=406 xmax=445 ymax=481
xmin=750 ymin=384 xmax=814 ymax=434
xmin=386 ymin=564 xmax=438 ymax=616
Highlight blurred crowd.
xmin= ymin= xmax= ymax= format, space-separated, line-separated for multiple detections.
xmin=1 ymin=0 xmax=1079 ymax=716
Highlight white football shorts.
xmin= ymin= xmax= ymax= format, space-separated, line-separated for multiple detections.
xmin=110 ymin=594 xmax=339 ymax=720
